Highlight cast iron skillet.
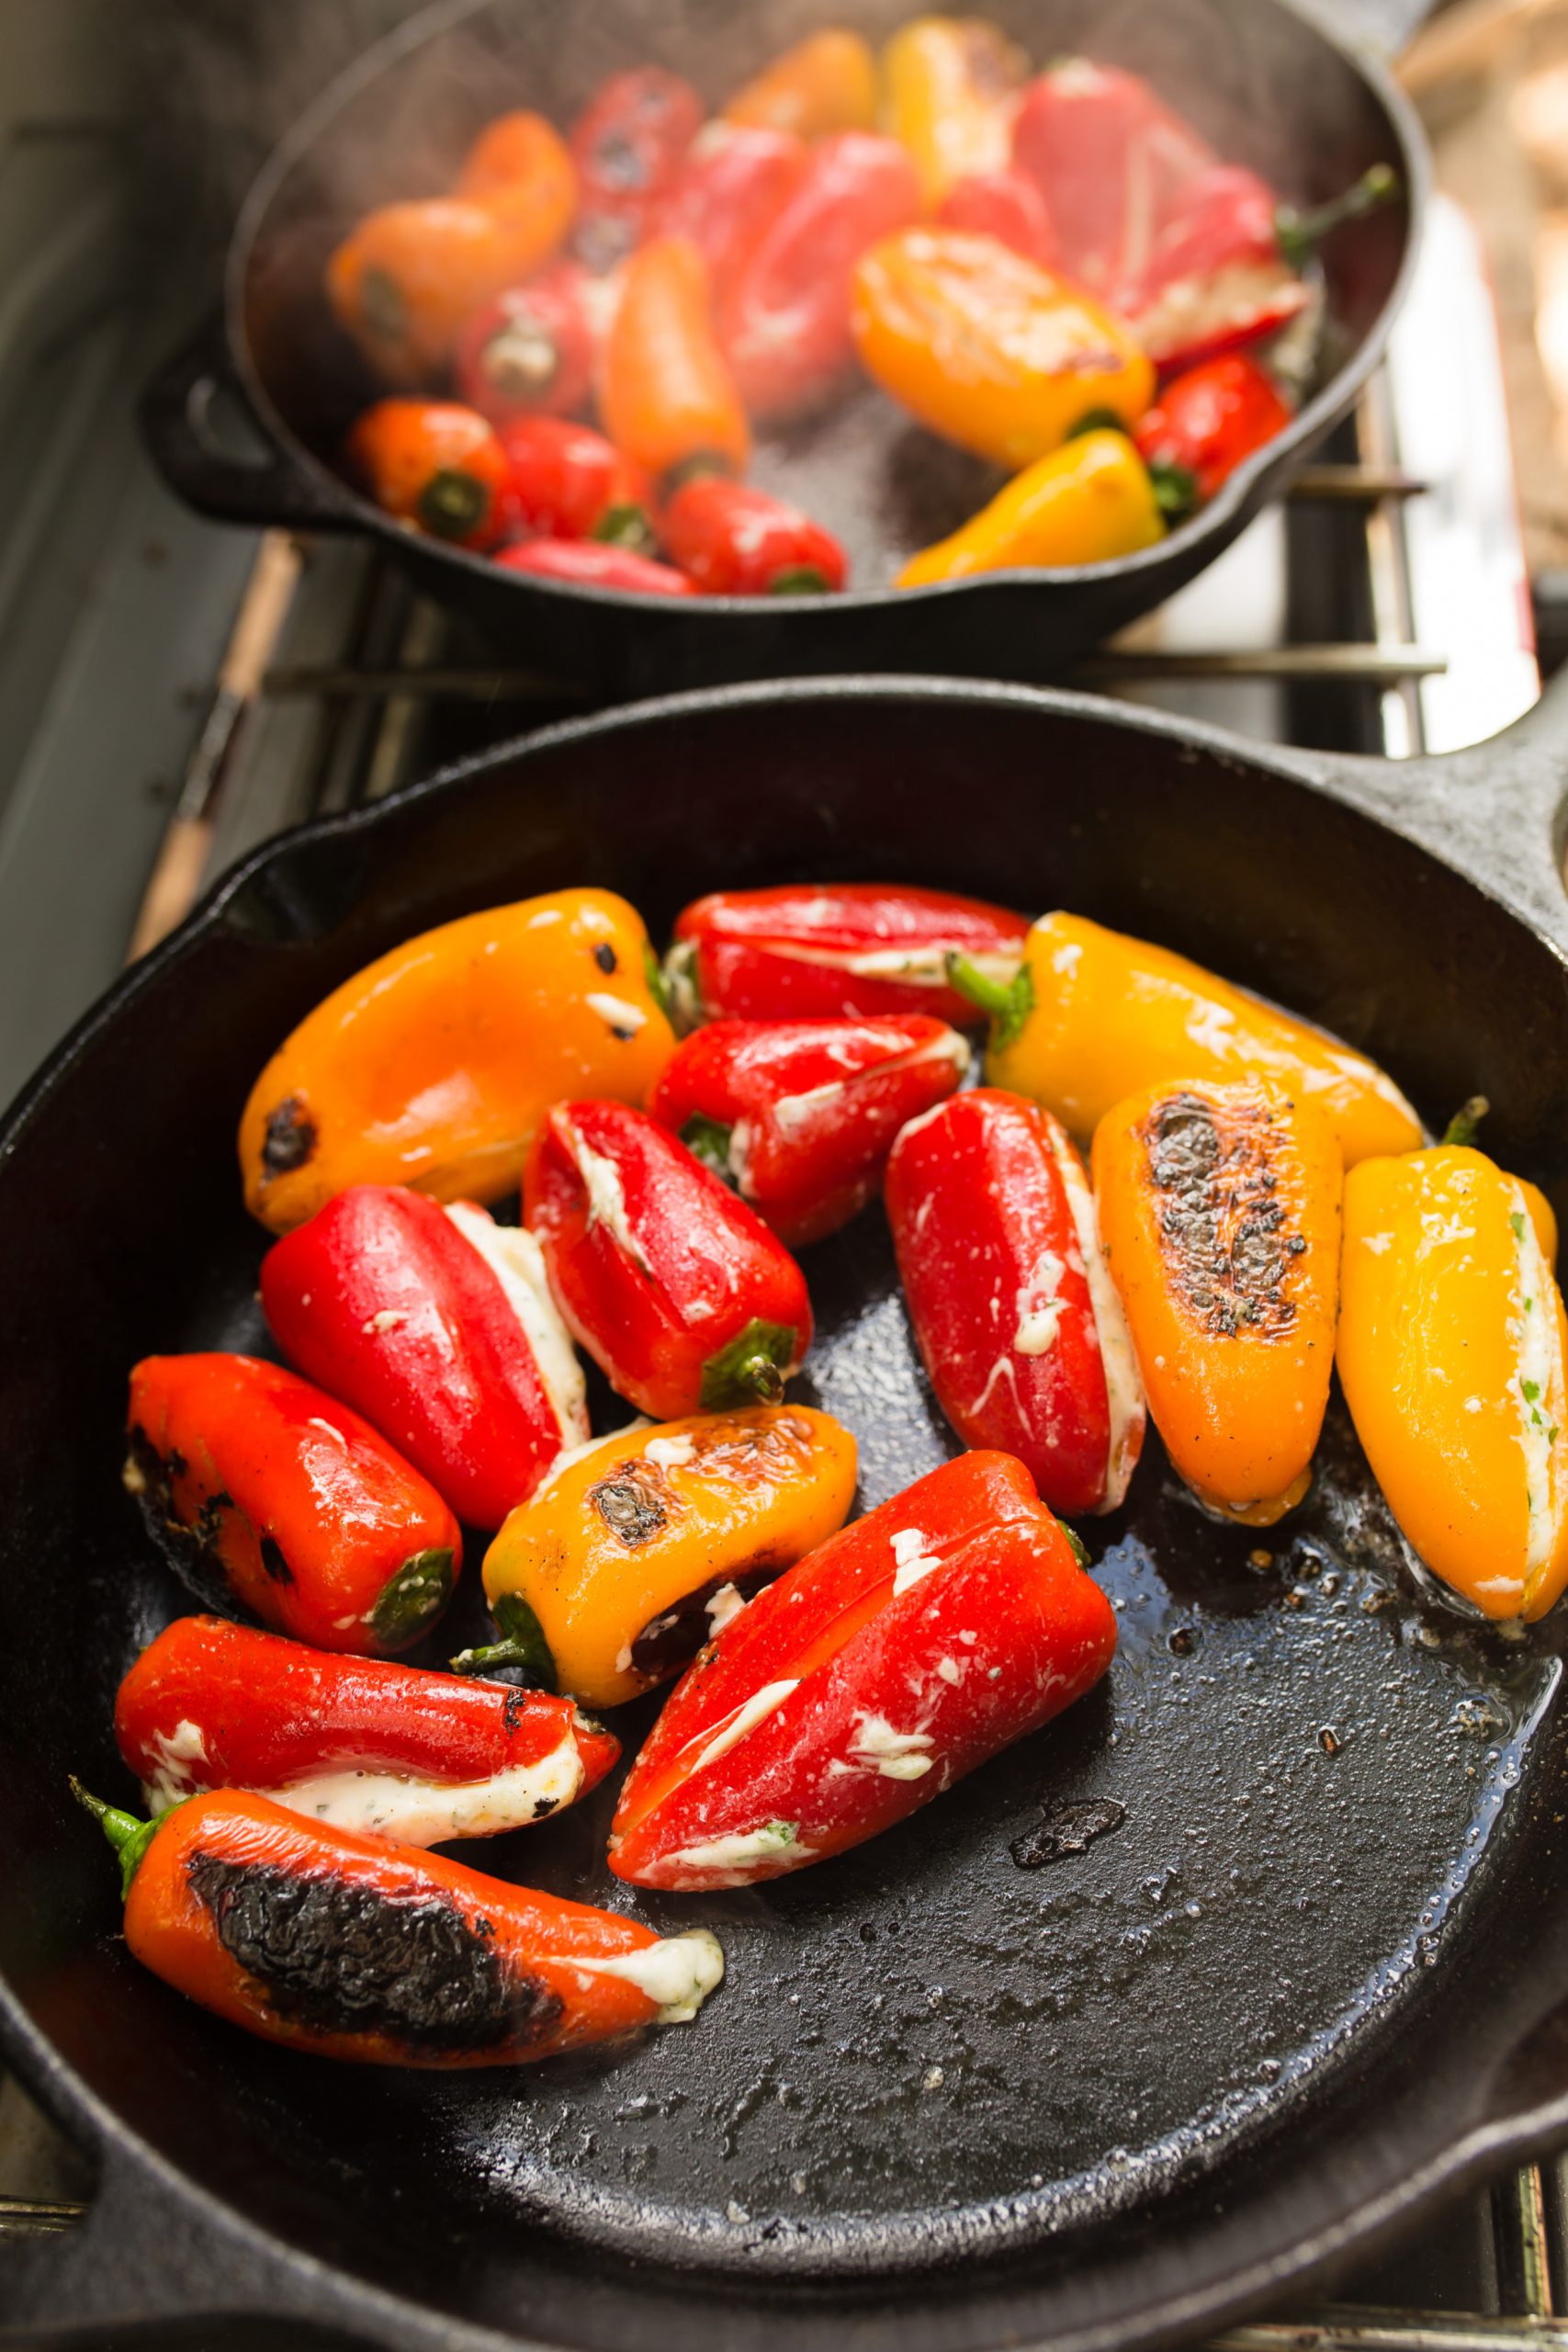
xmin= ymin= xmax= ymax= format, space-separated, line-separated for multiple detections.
xmin=5 ymin=673 xmax=1568 ymax=2352
xmin=141 ymin=0 xmax=1425 ymax=698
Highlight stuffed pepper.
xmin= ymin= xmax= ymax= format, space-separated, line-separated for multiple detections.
xmin=73 ymin=1783 xmax=722 ymax=2066
xmin=954 ymin=909 xmax=1421 ymax=1170
xmin=261 ymin=1185 xmax=586 ymax=1530
xmin=897 ymin=428 xmax=1165 ymax=584
xmin=464 ymin=1405 xmax=858 ymax=1708
xmin=568 ymin=66 xmax=704 ymax=271
xmin=455 ymin=266 xmax=604 ymax=426
xmin=599 ymin=236 xmax=750 ymax=489
xmin=881 ymin=16 xmax=1027 ymax=204
xmin=1134 ymin=353 xmax=1294 ymax=518
xmin=609 ymin=1450 xmax=1116 ymax=1890
xmin=1093 ymin=1078 xmax=1341 ymax=1526
xmin=344 ymin=401 xmax=512 ymax=550
xmin=525 ymin=1101 xmax=813 ymax=1417
xmin=655 ymin=125 xmax=807 ymax=310
xmin=659 ymin=479 xmax=848 ymax=595
xmin=115 ymin=1615 xmax=616 ymax=1842
xmin=667 ymin=881 xmax=1029 ymax=1028
xmin=652 ymin=1012 xmax=969 ymax=1246
xmin=497 ymin=414 xmax=655 ymax=551
xmin=125 ymin=1353 xmax=462 ymax=1652
xmin=886 ymin=1090 xmax=1144 ymax=1516
xmin=238 ymin=888 xmax=675 ymax=1233
xmin=721 ymin=29 xmax=880 ymax=141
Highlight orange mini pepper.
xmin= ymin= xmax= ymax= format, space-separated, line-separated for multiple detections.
xmin=851 ymin=228 xmax=1156 ymax=469
xmin=599 ymin=236 xmax=750 ymax=488
xmin=1093 ymin=1078 xmax=1342 ymax=1526
xmin=344 ymin=400 xmax=511 ymax=549
xmin=74 ymin=1785 xmax=722 ymax=2066
xmin=454 ymin=108 xmax=577 ymax=216
xmin=722 ymin=28 xmax=881 ymax=141
xmin=880 ymin=16 xmax=1028 ymax=205
xmin=238 ymin=888 xmax=675 ymax=1233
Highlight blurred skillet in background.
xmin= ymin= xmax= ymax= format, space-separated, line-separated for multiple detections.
xmin=141 ymin=0 xmax=1427 ymax=697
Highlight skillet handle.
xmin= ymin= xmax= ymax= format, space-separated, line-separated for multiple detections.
xmin=141 ymin=315 xmax=353 ymax=532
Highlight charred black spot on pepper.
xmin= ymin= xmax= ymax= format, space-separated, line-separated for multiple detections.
xmin=125 ymin=1433 xmax=245 ymax=1615
xmin=502 ymin=1688 xmax=526 ymax=1736
xmin=593 ymin=943 xmax=618 ymax=974
xmin=258 ymin=1534 xmax=294 ymax=1586
xmin=262 ymin=1096 xmax=317 ymax=1177
xmin=186 ymin=1854 xmax=562 ymax=2053
xmin=628 ymin=1559 xmax=782 ymax=1679
xmin=1143 ymin=1091 xmax=1301 ymax=1340
xmin=533 ymin=1797 xmax=558 ymax=1819
xmin=610 ymin=1024 xmax=637 ymax=1042
xmin=590 ymin=1464 xmax=670 ymax=1547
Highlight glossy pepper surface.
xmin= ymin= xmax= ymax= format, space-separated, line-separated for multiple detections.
xmin=344 ymin=401 xmax=511 ymax=549
xmin=469 ymin=1405 xmax=858 ymax=1708
xmin=722 ymin=29 xmax=880 ymax=141
xmin=721 ymin=131 xmax=922 ymax=422
xmin=1093 ymin=1079 xmax=1341 ymax=1525
xmin=609 ymin=1450 xmax=1116 ymax=1890
xmin=261 ymin=1186 xmax=587 ymax=1530
xmin=897 ymin=428 xmax=1165 ymax=585
xmin=125 ymin=1354 xmax=462 ymax=1653
xmin=454 ymin=266 xmax=601 ymax=425
xmin=660 ymin=479 xmax=848 ymax=595
xmin=600 ymin=236 xmax=750 ymax=486
xmin=115 ymin=1615 xmax=617 ymax=1841
xmin=498 ymin=414 xmax=654 ymax=549
xmin=569 ymin=68 xmax=704 ymax=272
xmin=881 ymin=16 xmax=1028 ymax=204
xmin=77 ymin=1785 xmax=723 ymax=2066
xmin=525 ymin=1100 xmax=813 ymax=1419
xmin=1134 ymin=353 xmax=1293 ymax=515
xmin=239 ymin=888 xmax=675 ymax=1233
xmin=494 ymin=538 xmax=695 ymax=594
xmin=886 ymin=1090 xmax=1145 ymax=1516
xmin=652 ymin=1013 xmax=969 ymax=1246
xmin=655 ymin=125 xmax=808 ymax=309
xmin=669 ymin=881 xmax=1028 ymax=1028
xmin=964 ymin=909 xmax=1422 ymax=1169
xmin=1338 ymin=1144 xmax=1568 ymax=1622
xmin=851 ymin=228 xmax=1156 ymax=469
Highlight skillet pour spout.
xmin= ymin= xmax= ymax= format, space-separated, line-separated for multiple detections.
xmin=4 ymin=669 xmax=1568 ymax=2352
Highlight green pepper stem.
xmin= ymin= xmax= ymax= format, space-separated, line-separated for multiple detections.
xmin=450 ymin=1638 xmax=538 ymax=1676
xmin=1442 ymin=1094 xmax=1490 ymax=1148
xmin=70 ymin=1777 xmax=161 ymax=1901
xmin=740 ymin=1356 xmax=786 ymax=1404
xmin=946 ymin=951 xmax=1016 ymax=1020
xmin=1147 ymin=459 xmax=1198 ymax=521
xmin=769 ymin=566 xmax=830 ymax=596
xmin=1277 ymin=164 xmax=1399 ymax=269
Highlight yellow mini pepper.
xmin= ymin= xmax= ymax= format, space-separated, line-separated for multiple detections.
xmin=239 ymin=888 xmax=675 ymax=1232
xmin=1338 ymin=1142 xmax=1568 ymax=1621
xmin=852 ymin=228 xmax=1156 ymax=470
xmin=898 ymin=430 xmax=1165 ymax=584
xmin=722 ymin=28 xmax=880 ymax=139
xmin=880 ymin=17 xmax=1027 ymax=203
xmin=951 ymin=910 xmax=1422 ymax=1170
xmin=469 ymin=1406 xmax=859 ymax=1708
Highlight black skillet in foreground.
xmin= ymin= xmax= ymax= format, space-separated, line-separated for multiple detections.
xmin=141 ymin=0 xmax=1424 ymax=697
xmin=5 ymin=674 xmax=1568 ymax=2351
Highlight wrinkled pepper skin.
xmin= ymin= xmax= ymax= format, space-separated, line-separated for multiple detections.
xmin=474 ymin=1406 xmax=858 ymax=1708
xmin=344 ymin=401 xmax=511 ymax=550
xmin=115 ymin=1615 xmax=616 ymax=1840
xmin=886 ymin=1090 xmax=1145 ymax=1516
xmin=125 ymin=1355 xmax=463 ymax=1653
xmin=881 ymin=16 xmax=1028 ymax=205
xmin=1338 ymin=1146 xmax=1568 ymax=1621
xmin=609 ymin=1450 xmax=1116 ymax=1890
xmin=1093 ymin=1080 xmax=1342 ymax=1525
xmin=600 ymin=236 xmax=750 ymax=486
xmin=669 ymin=881 xmax=1028 ymax=1028
xmin=83 ymin=1787 xmax=722 ymax=2065
xmin=652 ymin=1013 xmax=969 ymax=1246
xmin=261 ymin=1187 xmax=587 ymax=1530
xmin=498 ymin=414 xmax=653 ymax=548
xmin=973 ymin=910 xmax=1422 ymax=1169
xmin=897 ymin=429 xmax=1165 ymax=585
xmin=454 ymin=267 xmax=600 ymax=425
xmin=656 ymin=126 xmax=808 ymax=310
xmin=494 ymin=538 xmax=696 ymax=594
xmin=569 ymin=68 xmax=705 ymax=273
xmin=525 ymin=1100 xmax=813 ymax=1419
xmin=1134 ymin=353 xmax=1294 ymax=514
xmin=722 ymin=29 xmax=881 ymax=141
xmin=238 ymin=888 xmax=675 ymax=1233
xmin=852 ymin=228 xmax=1156 ymax=469
xmin=660 ymin=479 xmax=848 ymax=595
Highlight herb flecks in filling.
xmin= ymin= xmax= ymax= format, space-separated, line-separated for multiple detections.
xmin=1142 ymin=1091 xmax=1302 ymax=1339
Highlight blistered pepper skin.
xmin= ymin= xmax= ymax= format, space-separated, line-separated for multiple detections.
xmin=1093 ymin=1080 xmax=1342 ymax=1526
xmin=115 ymin=1615 xmax=617 ymax=1839
xmin=980 ymin=910 xmax=1422 ymax=1170
xmin=125 ymin=1354 xmax=463 ymax=1654
xmin=609 ymin=1451 xmax=1116 ymax=1891
xmin=238 ymin=889 xmax=675 ymax=1234
xmin=477 ymin=1406 xmax=858 ymax=1708
xmin=105 ymin=1790 xmax=722 ymax=2065
xmin=886 ymin=1090 xmax=1145 ymax=1516
xmin=1338 ymin=1147 xmax=1568 ymax=1622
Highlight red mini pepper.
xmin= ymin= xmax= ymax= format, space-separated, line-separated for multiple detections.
xmin=260 ymin=1185 xmax=588 ymax=1531
xmin=655 ymin=124 xmax=808 ymax=309
xmin=659 ymin=478 xmax=849 ymax=595
xmin=667 ymin=882 xmax=1030 ymax=1028
xmin=1134 ymin=351 xmax=1294 ymax=515
xmin=721 ymin=130 xmax=922 ymax=422
xmin=609 ymin=1450 xmax=1117 ymax=1891
xmin=886 ymin=1091 xmax=1145 ymax=1517
xmin=115 ymin=1615 xmax=617 ymax=1842
xmin=936 ymin=166 xmax=1056 ymax=266
xmin=525 ymin=1099 xmax=813 ymax=1417
xmin=453 ymin=264 xmax=602 ymax=424
xmin=498 ymin=414 xmax=655 ymax=550
xmin=570 ymin=67 xmax=705 ymax=272
xmin=74 ymin=1782 xmax=723 ymax=2066
xmin=651 ymin=1014 xmax=969 ymax=1246
xmin=124 ymin=1354 xmax=462 ymax=1654
xmin=494 ymin=538 xmax=694 ymax=594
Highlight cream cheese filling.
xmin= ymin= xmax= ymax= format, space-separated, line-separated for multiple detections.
xmin=242 ymin=1729 xmax=585 ymax=1847
xmin=568 ymin=1928 xmax=725 ymax=2023
xmin=446 ymin=1203 xmax=589 ymax=1442
xmin=1510 ymin=1181 xmax=1567 ymax=1601
xmin=1048 ymin=1121 xmax=1145 ymax=1511
xmin=563 ymin=1122 xmax=652 ymax=1273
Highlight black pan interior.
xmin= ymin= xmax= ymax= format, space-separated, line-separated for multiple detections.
xmin=6 ymin=685 xmax=1568 ymax=2352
